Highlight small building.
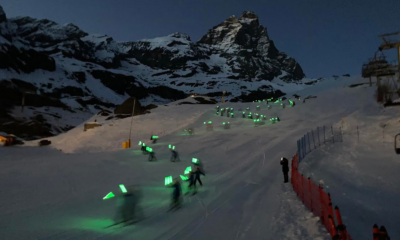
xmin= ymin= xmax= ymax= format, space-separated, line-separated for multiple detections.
xmin=84 ymin=122 xmax=102 ymax=132
xmin=0 ymin=134 xmax=15 ymax=146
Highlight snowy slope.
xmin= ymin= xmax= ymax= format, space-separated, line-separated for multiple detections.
xmin=2 ymin=75 xmax=397 ymax=240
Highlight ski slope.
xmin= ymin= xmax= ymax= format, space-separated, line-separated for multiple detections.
xmin=1 ymin=76 xmax=398 ymax=240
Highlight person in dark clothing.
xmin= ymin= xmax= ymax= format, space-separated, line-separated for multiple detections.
xmin=280 ymin=157 xmax=289 ymax=183
xmin=148 ymin=150 xmax=156 ymax=161
xmin=150 ymin=135 xmax=157 ymax=144
xmin=170 ymin=150 xmax=180 ymax=162
xmin=194 ymin=167 xmax=205 ymax=187
xmin=141 ymin=144 xmax=147 ymax=154
xmin=186 ymin=171 xmax=196 ymax=194
xmin=169 ymin=178 xmax=182 ymax=209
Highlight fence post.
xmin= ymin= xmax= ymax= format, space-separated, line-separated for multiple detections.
xmin=300 ymin=174 xmax=305 ymax=203
xmin=323 ymin=125 xmax=326 ymax=143
xmin=373 ymin=224 xmax=379 ymax=240
xmin=334 ymin=206 xmax=349 ymax=240
xmin=328 ymin=215 xmax=339 ymax=239
xmin=317 ymin=127 xmax=321 ymax=146
xmin=308 ymin=177 xmax=313 ymax=211
xmin=307 ymin=132 xmax=311 ymax=153
xmin=312 ymin=130 xmax=316 ymax=149
xmin=304 ymin=135 xmax=307 ymax=154
xmin=331 ymin=126 xmax=334 ymax=143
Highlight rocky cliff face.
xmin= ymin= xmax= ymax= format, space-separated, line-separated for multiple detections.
xmin=0 ymin=6 xmax=307 ymax=140
xmin=198 ymin=11 xmax=304 ymax=81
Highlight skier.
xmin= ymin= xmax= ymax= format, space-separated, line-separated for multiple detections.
xmin=194 ymin=166 xmax=205 ymax=187
xmin=280 ymin=157 xmax=289 ymax=183
xmin=150 ymin=135 xmax=157 ymax=144
xmin=169 ymin=178 xmax=182 ymax=210
xmin=148 ymin=151 xmax=157 ymax=161
xmin=114 ymin=185 xmax=142 ymax=225
xmin=170 ymin=149 xmax=180 ymax=162
xmin=141 ymin=144 xmax=147 ymax=154
xmin=186 ymin=171 xmax=196 ymax=195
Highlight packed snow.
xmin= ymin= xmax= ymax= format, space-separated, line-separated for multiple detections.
xmin=1 ymin=76 xmax=398 ymax=240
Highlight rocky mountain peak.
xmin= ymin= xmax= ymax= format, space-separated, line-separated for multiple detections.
xmin=168 ymin=32 xmax=191 ymax=41
xmin=239 ymin=11 xmax=259 ymax=25
xmin=0 ymin=5 xmax=6 ymax=23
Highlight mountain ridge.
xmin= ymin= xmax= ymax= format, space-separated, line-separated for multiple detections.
xmin=0 ymin=6 xmax=310 ymax=140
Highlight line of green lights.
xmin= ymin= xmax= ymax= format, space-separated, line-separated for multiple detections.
xmin=184 ymin=166 xmax=192 ymax=174
xmin=103 ymin=192 xmax=115 ymax=200
xmin=119 ymin=184 xmax=127 ymax=193
xmin=165 ymin=176 xmax=173 ymax=186
xmin=180 ymin=175 xmax=188 ymax=181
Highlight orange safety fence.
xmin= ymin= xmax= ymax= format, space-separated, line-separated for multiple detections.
xmin=291 ymin=152 xmax=391 ymax=239
xmin=291 ymin=153 xmax=353 ymax=240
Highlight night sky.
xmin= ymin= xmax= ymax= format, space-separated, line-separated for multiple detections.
xmin=1 ymin=0 xmax=399 ymax=78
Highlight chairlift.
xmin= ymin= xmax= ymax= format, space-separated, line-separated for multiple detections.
xmin=395 ymin=134 xmax=400 ymax=154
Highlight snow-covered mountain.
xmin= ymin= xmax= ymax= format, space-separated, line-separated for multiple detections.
xmin=0 ymin=6 xmax=309 ymax=140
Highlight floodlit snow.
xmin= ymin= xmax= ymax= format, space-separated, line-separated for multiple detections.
xmin=1 ymin=76 xmax=398 ymax=240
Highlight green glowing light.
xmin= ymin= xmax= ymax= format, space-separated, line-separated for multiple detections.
xmin=169 ymin=144 xmax=171 ymax=149
xmin=172 ymin=146 xmax=175 ymax=150
xmin=208 ymin=121 xmax=212 ymax=124
xmin=192 ymin=158 xmax=199 ymax=164
xmin=165 ymin=176 xmax=173 ymax=186
xmin=180 ymin=175 xmax=188 ymax=181
xmin=103 ymin=192 xmax=115 ymax=200
xmin=152 ymin=136 xmax=159 ymax=139
xmin=228 ymin=122 xmax=230 ymax=124
xmin=142 ymin=143 xmax=146 ymax=146
xmin=184 ymin=166 xmax=192 ymax=174
xmin=119 ymin=184 xmax=127 ymax=193
xmin=204 ymin=122 xmax=206 ymax=125
xmin=223 ymin=122 xmax=226 ymax=125
xmin=138 ymin=141 xmax=142 ymax=145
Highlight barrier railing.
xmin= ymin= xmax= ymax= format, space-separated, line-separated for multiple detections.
xmin=292 ymin=153 xmax=391 ymax=239
xmin=291 ymin=153 xmax=353 ymax=239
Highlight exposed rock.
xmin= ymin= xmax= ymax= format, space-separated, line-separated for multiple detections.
xmin=39 ymin=139 xmax=51 ymax=146
xmin=147 ymin=86 xmax=187 ymax=100
xmin=229 ymin=89 xmax=285 ymax=102
xmin=90 ymin=70 xmax=148 ymax=99
xmin=193 ymin=97 xmax=217 ymax=104
xmin=72 ymin=72 xmax=86 ymax=83
xmin=114 ymin=97 xmax=142 ymax=115
xmin=142 ymin=104 xmax=158 ymax=111
xmin=0 ymin=44 xmax=56 ymax=73
xmin=76 ymin=97 xmax=115 ymax=108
